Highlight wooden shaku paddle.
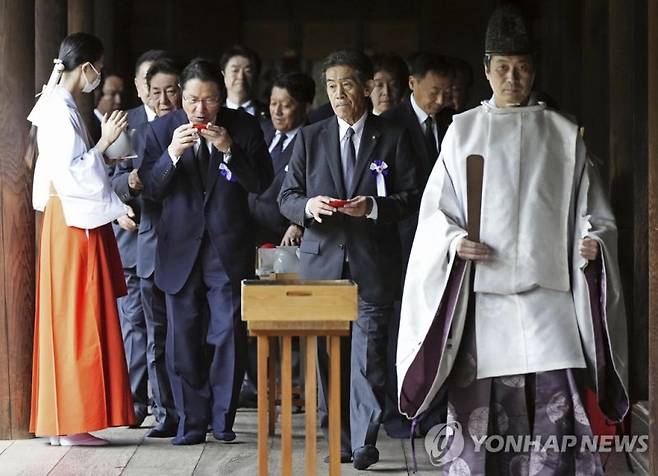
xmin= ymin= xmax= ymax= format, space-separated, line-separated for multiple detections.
xmin=466 ymin=155 xmax=484 ymax=242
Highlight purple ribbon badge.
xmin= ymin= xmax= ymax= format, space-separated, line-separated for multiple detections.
xmin=369 ymin=160 xmax=388 ymax=197
xmin=219 ymin=163 xmax=237 ymax=182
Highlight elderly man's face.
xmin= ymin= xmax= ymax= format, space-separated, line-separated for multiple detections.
xmin=182 ymin=78 xmax=222 ymax=125
xmin=149 ymin=73 xmax=181 ymax=117
xmin=325 ymin=65 xmax=372 ymax=125
xmin=97 ymin=75 xmax=124 ymax=114
xmin=134 ymin=61 xmax=153 ymax=106
xmin=269 ymin=86 xmax=308 ymax=133
xmin=370 ymin=69 xmax=402 ymax=115
xmin=409 ymin=71 xmax=453 ymax=117
xmin=224 ymin=55 xmax=255 ymax=99
xmin=485 ymin=55 xmax=535 ymax=107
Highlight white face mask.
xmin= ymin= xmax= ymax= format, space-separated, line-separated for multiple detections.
xmin=81 ymin=63 xmax=101 ymax=93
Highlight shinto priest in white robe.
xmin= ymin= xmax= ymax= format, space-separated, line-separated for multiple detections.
xmin=396 ymin=98 xmax=629 ymax=424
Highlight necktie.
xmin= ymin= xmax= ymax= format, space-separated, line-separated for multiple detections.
xmin=270 ymin=132 xmax=287 ymax=169
xmin=197 ymin=136 xmax=210 ymax=190
xmin=424 ymin=116 xmax=438 ymax=160
xmin=343 ymin=127 xmax=356 ymax=192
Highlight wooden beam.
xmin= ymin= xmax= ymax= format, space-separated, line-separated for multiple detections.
xmin=0 ymin=0 xmax=36 ymax=439
xmin=647 ymin=0 xmax=658 ymax=472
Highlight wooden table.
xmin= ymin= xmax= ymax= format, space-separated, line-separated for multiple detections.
xmin=242 ymin=279 xmax=357 ymax=476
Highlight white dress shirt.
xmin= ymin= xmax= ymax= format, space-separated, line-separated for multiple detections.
xmin=269 ymin=126 xmax=302 ymax=152
xmin=226 ymin=98 xmax=256 ymax=116
xmin=410 ymin=92 xmax=439 ymax=147
xmin=305 ymin=112 xmax=378 ymax=221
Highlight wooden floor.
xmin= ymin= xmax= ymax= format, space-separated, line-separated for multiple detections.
xmin=0 ymin=409 xmax=639 ymax=476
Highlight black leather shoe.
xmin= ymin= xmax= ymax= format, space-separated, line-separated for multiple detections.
xmin=353 ymin=445 xmax=379 ymax=470
xmin=171 ymin=431 xmax=206 ymax=445
xmin=213 ymin=431 xmax=236 ymax=442
xmin=323 ymin=449 xmax=352 ymax=464
xmin=129 ymin=409 xmax=147 ymax=428
xmin=145 ymin=422 xmax=178 ymax=438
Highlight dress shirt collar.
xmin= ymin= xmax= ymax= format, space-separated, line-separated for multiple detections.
xmin=410 ymin=92 xmax=431 ymax=125
xmin=337 ymin=111 xmax=367 ymax=141
xmin=271 ymin=125 xmax=302 ymax=151
xmin=144 ymin=104 xmax=156 ymax=122
xmin=226 ymin=98 xmax=255 ymax=115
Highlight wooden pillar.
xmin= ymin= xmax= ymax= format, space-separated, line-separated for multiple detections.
xmin=609 ymin=0 xmax=642 ymax=397
xmin=648 ymin=0 xmax=658 ymax=472
xmin=67 ymin=0 xmax=95 ymax=136
xmin=0 ymin=0 xmax=36 ymax=439
xmin=68 ymin=0 xmax=93 ymax=34
xmin=35 ymin=0 xmax=67 ymax=89
xmin=35 ymin=0 xmax=66 ymax=253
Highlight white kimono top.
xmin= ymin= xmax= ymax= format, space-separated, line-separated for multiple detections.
xmin=29 ymin=86 xmax=127 ymax=229
xmin=397 ymin=98 xmax=629 ymax=422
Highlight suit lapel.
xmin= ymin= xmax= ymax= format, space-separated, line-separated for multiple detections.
xmin=323 ymin=119 xmax=347 ymax=198
xmin=273 ymin=136 xmax=294 ymax=174
xmin=403 ymin=98 xmax=430 ymax=169
xmin=178 ymin=145 xmax=204 ymax=195
xmin=348 ymin=115 xmax=380 ymax=198
xmin=204 ymin=145 xmax=222 ymax=203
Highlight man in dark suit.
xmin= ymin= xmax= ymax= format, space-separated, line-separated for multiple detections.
xmin=382 ymin=53 xmax=454 ymax=192
xmin=220 ymin=44 xmax=267 ymax=117
xmin=139 ymin=59 xmax=273 ymax=446
xmin=249 ymin=72 xmax=315 ymax=246
xmin=112 ymin=57 xmax=181 ymax=437
xmin=108 ymin=50 xmax=168 ymax=426
xmin=239 ymin=72 xmax=315 ymax=408
xmin=278 ymin=50 xmax=417 ymax=470
xmin=381 ymin=53 xmax=455 ymax=439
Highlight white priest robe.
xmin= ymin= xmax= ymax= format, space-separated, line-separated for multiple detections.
xmin=396 ymin=99 xmax=629 ymax=423
xmin=29 ymin=85 xmax=127 ymax=229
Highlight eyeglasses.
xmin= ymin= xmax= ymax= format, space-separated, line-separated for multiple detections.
xmin=182 ymin=94 xmax=221 ymax=107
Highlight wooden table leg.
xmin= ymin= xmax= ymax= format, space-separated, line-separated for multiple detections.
xmin=328 ymin=335 xmax=341 ymax=476
xmin=268 ymin=337 xmax=277 ymax=436
xmin=257 ymin=335 xmax=269 ymax=476
xmin=281 ymin=336 xmax=293 ymax=476
xmin=305 ymin=336 xmax=317 ymax=476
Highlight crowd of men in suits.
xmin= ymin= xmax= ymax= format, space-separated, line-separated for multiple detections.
xmin=97 ymin=44 xmax=470 ymax=470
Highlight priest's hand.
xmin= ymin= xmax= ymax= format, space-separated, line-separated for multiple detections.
xmin=456 ymin=238 xmax=492 ymax=261
xmin=117 ymin=206 xmax=138 ymax=232
xmin=98 ymin=110 xmax=128 ymax=153
xmin=579 ymin=237 xmax=599 ymax=261
xmin=281 ymin=224 xmax=303 ymax=246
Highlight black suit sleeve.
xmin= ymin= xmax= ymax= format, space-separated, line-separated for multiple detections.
xmin=278 ymin=128 xmax=311 ymax=227
xmin=111 ymin=158 xmax=135 ymax=203
xmin=226 ymin=117 xmax=274 ymax=194
xmin=138 ymin=124 xmax=178 ymax=202
xmin=248 ymin=172 xmax=287 ymax=236
xmin=373 ymin=129 xmax=419 ymax=224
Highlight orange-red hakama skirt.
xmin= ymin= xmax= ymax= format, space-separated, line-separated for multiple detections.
xmin=30 ymin=195 xmax=135 ymax=436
